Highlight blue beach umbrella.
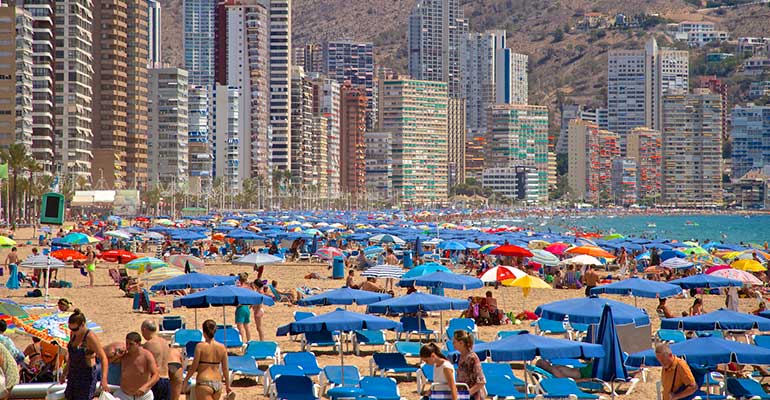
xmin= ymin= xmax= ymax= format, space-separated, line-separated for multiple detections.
xmin=397 ymin=271 xmax=483 ymax=290
xmin=590 ymin=277 xmax=682 ymax=301
xmin=226 ymin=229 xmax=263 ymax=240
xmin=437 ymin=241 xmax=466 ymax=251
xmin=61 ymin=232 xmax=91 ymax=245
xmin=660 ymin=249 xmax=687 ymax=261
xmin=297 ymin=287 xmax=391 ymax=307
xmin=366 ymin=292 xmax=468 ymax=314
xmin=150 ymin=272 xmax=237 ymax=291
xmin=669 ymin=275 xmax=743 ymax=289
xmin=592 ymin=305 xmax=628 ymax=398
xmin=474 ymin=332 xmax=605 ymax=361
xmin=169 ymin=230 xmax=208 ymax=241
xmin=661 ymin=308 xmax=770 ymax=331
xmin=626 ymin=336 xmax=770 ymax=367
xmin=414 ymin=236 xmax=423 ymax=257
xmin=535 ymin=295 xmax=650 ymax=326
xmin=401 ymin=262 xmax=450 ymax=279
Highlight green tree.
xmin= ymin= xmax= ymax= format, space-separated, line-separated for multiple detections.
xmin=142 ymin=185 xmax=162 ymax=214
xmin=0 ymin=144 xmax=36 ymax=225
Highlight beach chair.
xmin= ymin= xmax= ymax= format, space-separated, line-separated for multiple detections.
xmin=139 ymin=289 xmax=166 ymax=314
xmin=396 ymin=316 xmax=435 ymax=341
xmin=416 ymin=363 xmax=434 ymax=394
xmin=726 ymin=377 xmax=770 ymax=400
xmin=184 ymin=341 xmax=200 ymax=360
xmin=172 ymin=329 xmax=202 ymax=348
xmin=301 ymin=331 xmax=339 ymax=352
xmin=497 ymin=330 xmax=529 ymax=340
xmin=394 ymin=341 xmax=422 ymax=357
xmin=484 ymin=372 xmax=526 ymax=399
xmin=370 ymin=352 xmax=418 ymax=379
xmin=272 ymin=375 xmax=320 ymax=400
xmin=657 ymin=329 xmax=687 ymax=344
xmin=268 ymin=284 xmax=292 ymax=302
xmin=532 ymin=319 xmax=568 ymax=336
xmin=242 ymin=341 xmax=281 ymax=364
xmin=353 ymin=329 xmax=391 ymax=355
xmin=445 ymin=318 xmax=477 ymax=340
xmin=538 ymin=378 xmax=601 ymax=399
xmin=622 ymin=353 xmax=648 ymax=383
xmin=697 ymin=330 xmax=724 ymax=339
xmin=482 ymin=363 xmax=527 ymax=388
xmin=319 ymin=366 xmax=361 ymax=394
xmin=282 ymin=352 xmax=322 ymax=377
xmin=264 ymin=365 xmax=306 ymax=396
xmin=291 ymin=311 xmax=316 ymax=341
xmin=755 ymin=334 xmax=770 ymax=349
xmin=228 ymin=354 xmax=265 ymax=384
xmin=214 ymin=325 xmax=244 ymax=349
xmin=108 ymin=268 xmax=121 ymax=285
xmin=159 ymin=316 xmax=185 ymax=336
xmin=360 ymin=376 xmax=401 ymax=400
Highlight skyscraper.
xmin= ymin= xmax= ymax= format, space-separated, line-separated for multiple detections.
xmin=485 ymin=104 xmax=549 ymax=202
xmin=495 ymin=47 xmax=528 ymax=105
xmin=379 ymin=78 xmax=448 ymax=204
xmin=567 ymin=119 xmax=620 ymax=203
xmin=462 ymin=30 xmax=504 ymax=136
xmin=54 ymin=0 xmax=94 ymax=181
xmin=310 ymin=115 xmax=328 ymax=193
xmin=311 ymin=75 xmax=341 ymax=197
xmin=408 ymin=0 xmax=467 ymax=98
xmin=148 ymin=67 xmax=189 ymax=188
xmin=365 ymin=131 xmax=393 ymax=202
xmin=91 ymin=0 xmax=149 ymax=189
xmin=294 ymin=43 xmax=322 ymax=73
xmin=290 ymin=66 xmax=313 ymax=187
xmin=148 ymin=0 xmax=161 ymax=66
xmin=661 ymin=89 xmax=723 ymax=207
xmin=210 ymin=85 xmax=239 ymax=191
xmin=611 ymin=158 xmax=638 ymax=206
xmin=626 ymin=127 xmax=662 ymax=202
xmin=183 ymin=0 xmax=216 ymax=86
xmin=607 ymin=38 xmax=688 ymax=148
xmin=323 ymin=40 xmax=376 ymax=130
xmin=261 ymin=0 xmax=291 ymax=175
xmin=14 ymin=7 xmax=33 ymax=149
xmin=731 ymin=104 xmax=770 ymax=180
xmin=448 ymin=98 xmax=466 ymax=188
xmin=187 ymin=85 xmax=212 ymax=193
xmin=0 ymin=5 xmax=32 ymax=148
xmin=339 ymin=81 xmax=367 ymax=197
xmin=697 ymin=76 xmax=728 ymax=141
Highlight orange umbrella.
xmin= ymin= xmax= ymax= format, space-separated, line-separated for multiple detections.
xmin=212 ymin=233 xmax=226 ymax=241
xmin=565 ymin=246 xmax=616 ymax=259
xmin=50 ymin=249 xmax=86 ymax=262
xmin=99 ymin=249 xmax=138 ymax=264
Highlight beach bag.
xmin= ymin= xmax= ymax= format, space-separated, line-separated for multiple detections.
xmin=99 ymin=391 xmax=117 ymax=400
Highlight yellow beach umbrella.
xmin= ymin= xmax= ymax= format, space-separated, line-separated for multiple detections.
xmin=528 ymin=240 xmax=550 ymax=250
xmin=0 ymin=236 xmax=16 ymax=246
xmin=502 ymin=275 xmax=552 ymax=312
xmin=732 ymin=259 xmax=766 ymax=272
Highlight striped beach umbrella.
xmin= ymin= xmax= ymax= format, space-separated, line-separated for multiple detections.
xmin=361 ymin=264 xmax=404 ymax=279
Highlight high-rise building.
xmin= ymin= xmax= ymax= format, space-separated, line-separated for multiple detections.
xmin=611 ymin=158 xmax=638 ymax=206
xmin=215 ymin=0 xmax=269 ymax=183
xmin=311 ymin=75 xmax=340 ymax=197
xmin=607 ymin=38 xmax=688 ymax=147
xmin=19 ymin=0 xmax=55 ymax=171
xmin=365 ymin=131 xmax=392 ymax=201
xmin=408 ymin=0 xmax=467 ymax=98
xmin=148 ymin=67 xmax=189 ymax=188
xmin=461 ymin=30 xmax=503 ymax=136
xmin=661 ymin=90 xmax=723 ymax=207
xmin=567 ymin=119 xmax=620 ymax=203
xmin=91 ymin=0 xmax=149 ymax=189
xmin=339 ymin=81 xmax=367 ymax=197
xmin=464 ymin=136 xmax=486 ymax=181
xmin=379 ymin=79 xmax=448 ymax=204
xmin=183 ymin=0 xmax=216 ymax=86
xmin=448 ymin=98 xmax=466 ymax=189
xmin=556 ymin=104 xmax=582 ymax=155
xmin=54 ymin=0 xmax=94 ymax=181
xmin=626 ymin=127 xmax=661 ymax=202
xmin=210 ymin=85 xmax=239 ymax=191
xmin=495 ymin=47 xmax=527 ymax=105
xmin=294 ymin=43 xmax=322 ymax=73
xmin=697 ymin=76 xmax=728 ymax=141
xmin=310 ymin=115 xmax=328 ymax=193
xmin=262 ymin=0 xmax=291 ymax=175
xmin=323 ymin=40 xmax=376 ymax=130
xmin=290 ymin=66 xmax=313 ymax=187
xmin=0 ymin=5 xmax=32 ymax=148
xmin=148 ymin=0 xmax=161 ymax=67
xmin=485 ymin=104 xmax=549 ymax=202
xmin=188 ymin=85 xmax=212 ymax=193
xmin=482 ymin=166 xmax=540 ymax=202
xmin=731 ymin=104 xmax=770 ymax=180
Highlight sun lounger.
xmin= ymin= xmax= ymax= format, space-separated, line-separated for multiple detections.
xmin=657 ymin=329 xmax=687 ymax=344
xmin=242 ymin=341 xmax=281 ymax=364
xmin=396 ymin=316 xmax=435 ymax=341
xmin=726 ymin=377 xmax=770 ymax=400
xmin=264 ymin=364 xmax=306 ymax=396
xmin=272 ymin=375 xmax=319 ymax=400
xmin=539 ymin=378 xmax=601 ymax=399
xmin=172 ymin=329 xmax=202 ymax=348
xmin=394 ymin=341 xmax=421 ymax=357
xmin=370 ymin=352 xmax=418 ymax=379
xmin=184 ymin=341 xmax=200 ymax=360
xmin=282 ymin=352 xmax=322 ymax=377
xmin=301 ymin=331 xmax=339 ymax=352
xmin=497 ymin=330 xmax=529 ymax=340
xmin=353 ymin=329 xmax=391 ymax=355
xmin=359 ymin=377 xmax=401 ymax=400
xmin=446 ymin=318 xmax=477 ymax=340
xmin=214 ymin=325 xmax=244 ymax=349
xmin=319 ymin=365 xmax=361 ymax=394
xmin=532 ymin=319 xmax=568 ymax=336
xmin=228 ymin=355 xmax=265 ymax=384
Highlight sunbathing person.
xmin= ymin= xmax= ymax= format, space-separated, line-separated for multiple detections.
xmin=270 ymin=280 xmax=302 ymax=303
xmin=536 ymin=358 xmax=594 ymax=381
xmin=360 ymin=277 xmax=385 ymax=293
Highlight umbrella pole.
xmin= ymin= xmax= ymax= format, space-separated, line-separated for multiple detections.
xmin=45 ymin=262 xmax=50 ymax=306
xmin=524 ymin=360 xmax=530 ymax=400
xmin=340 ymin=337 xmax=345 ymax=386
xmin=222 ymin=306 xmax=227 ymax=347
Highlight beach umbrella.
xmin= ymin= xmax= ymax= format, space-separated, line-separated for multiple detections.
xmin=104 ymin=230 xmax=132 ymax=240
xmin=479 ymin=244 xmax=498 ymax=254
xmin=437 ymin=241 xmax=466 ymax=251
xmin=20 ymin=255 xmax=66 ymax=304
xmin=316 ymin=247 xmax=344 ymax=261
xmin=732 ymin=259 xmax=766 ymax=272
xmin=139 ymin=267 xmax=185 ymax=285
xmin=100 ymin=249 xmax=137 ymax=264
xmin=544 ymin=242 xmax=571 ymax=256
xmin=150 ymin=272 xmax=237 ymax=291
xmin=704 ymin=264 xmax=731 ymax=275
xmin=490 ymin=244 xmax=533 ymax=258
xmin=463 ymin=242 xmax=481 ymax=250
xmin=398 ymin=271 xmax=483 ymax=290
xmin=558 ymin=255 xmax=603 ymax=266
xmin=414 ymin=236 xmax=423 ymax=256
xmin=626 ymin=337 xmax=770 ymax=368
xmin=592 ymin=305 xmax=628 ymax=399
xmin=366 ymin=292 xmax=467 ymax=314
xmin=589 ymin=277 xmax=682 ymax=304
xmin=369 ymin=234 xmax=405 ymax=245
xmin=125 ymin=257 xmax=168 ymax=272
xmin=478 ymin=266 xmax=526 ymax=283
xmin=602 ymin=234 xmax=624 ymax=241
xmin=502 ymin=275 xmax=552 ymax=312
xmin=298 ymin=287 xmax=391 ymax=307
xmin=565 ymin=246 xmax=615 ymax=259
xmin=669 ymin=274 xmax=742 ymax=289
xmin=361 ymin=265 xmax=405 ymax=279
xmin=50 ymin=249 xmax=86 ymax=262
xmin=687 ymin=254 xmax=724 ymax=266
xmin=363 ymin=246 xmax=385 ymax=256
xmin=528 ymin=240 xmax=550 ymax=250
xmin=529 ymin=249 xmax=560 ymax=267
xmin=169 ymin=230 xmax=208 ymax=241
xmin=142 ymin=232 xmax=165 ymax=240
xmin=232 ymin=253 xmax=283 ymax=266
xmin=401 ymin=262 xmax=450 ymax=279
xmin=61 ymin=232 xmax=93 ymax=245
xmin=681 ymin=246 xmax=709 ymax=256
xmin=0 ymin=236 xmax=16 ymax=246
xmin=661 ymin=308 xmax=770 ymax=331
xmin=660 ymin=257 xmax=694 ymax=269
xmin=167 ymin=255 xmax=205 ymax=271
xmin=535 ymin=295 xmax=650 ymax=326
xmin=225 ymin=229 xmax=263 ymax=240
xmin=660 ymin=249 xmax=687 ymax=261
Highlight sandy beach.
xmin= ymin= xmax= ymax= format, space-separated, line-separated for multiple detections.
xmin=0 ymin=226 xmax=762 ymax=399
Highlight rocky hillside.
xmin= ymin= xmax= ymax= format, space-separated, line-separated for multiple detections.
xmin=159 ymin=0 xmax=770 ymax=128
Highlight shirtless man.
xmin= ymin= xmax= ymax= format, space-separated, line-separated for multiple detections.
xmin=4 ymin=247 xmax=19 ymax=270
xmin=583 ymin=266 xmax=599 ymax=297
xmin=141 ymin=320 xmax=170 ymax=400
xmin=116 ymin=332 xmax=159 ymax=400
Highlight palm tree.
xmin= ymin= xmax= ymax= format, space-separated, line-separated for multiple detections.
xmin=0 ymin=144 xmax=35 ymax=225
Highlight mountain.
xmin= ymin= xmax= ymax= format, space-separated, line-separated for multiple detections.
xmin=159 ymin=0 xmax=770 ymax=128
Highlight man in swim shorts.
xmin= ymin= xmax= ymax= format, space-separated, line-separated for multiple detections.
xmin=116 ymin=332 xmax=159 ymax=400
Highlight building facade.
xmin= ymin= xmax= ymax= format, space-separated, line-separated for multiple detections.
xmin=567 ymin=119 xmax=620 ymax=204
xmin=495 ymin=48 xmax=527 ymax=105
xmin=461 ymin=30 xmax=502 ymax=135
xmin=183 ymin=0 xmax=216 ymax=86
xmin=481 ymin=166 xmax=540 ymax=203
xmin=340 ymin=81 xmax=367 ymax=197
xmin=148 ymin=0 xmax=161 ymax=66
xmin=187 ymin=85 xmax=212 ymax=193
xmin=323 ymin=40 xmax=376 ymax=130
xmin=365 ymin=131 xmax=392 ymax=202
xmin=0 ymin=6 xmax=32 ymax=148
xmin=485 ymin=104 xmax=549 ymax=202
xmin=611 ymin=158 xmax=638 ymax=206
xmin=379 ymin=79 xmax=448 ymax=204
xmin=626 ymin=127 xmax=662 ymax=202
xmin=447 ymin=98 xmax=466 ymax=189
xmin=731 ymin=104 xmax=770 ymax=180
xmin=311 ymin=76 xmax=341 ymax=197
xmin=148 ymin=67 xmax=189 ymax=188
xmin=661 ymin=90 xmax=723 ymax=207
xmin=262 ymin=0 xmax=291 ymax=175
xmin=290 ymin=66 xmax=313 ymax=188
xmin=210 ymin=85 xmax=239 ymax=191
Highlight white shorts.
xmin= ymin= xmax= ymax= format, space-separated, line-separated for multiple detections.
xmin=113 ymin=388 xmax=155 ymax=400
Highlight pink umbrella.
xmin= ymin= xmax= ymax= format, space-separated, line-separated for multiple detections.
xmin=704 ymin=264 xmax=731 ymax=275
xmin=316 ymin=247 xmax=344 ymax=261
xmin=168 ymin=254 xmax=205 ymax=271
xmin=709 ymin=268 xmax=763 ymax=285
xmin=544 ymin=242 xmax=570 ymax=256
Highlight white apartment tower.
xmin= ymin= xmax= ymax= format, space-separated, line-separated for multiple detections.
xmin=210 ymin=85 xmax=240 ymax=191
xmin=148 ymin=0 xmax=161 ymax=66
xmin=148 ymin=67 xmax=189 ymax=188
xmin=260 ymin=0 xmax=291 ymax=174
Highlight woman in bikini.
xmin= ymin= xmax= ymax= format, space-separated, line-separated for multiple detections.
xmin=61 ymin=309 xmax=110 ymax=400
xmin=167 ymin=346 xmax=185 ymax=400
xmin=183 ymin=320 xmax=232 ymax=400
